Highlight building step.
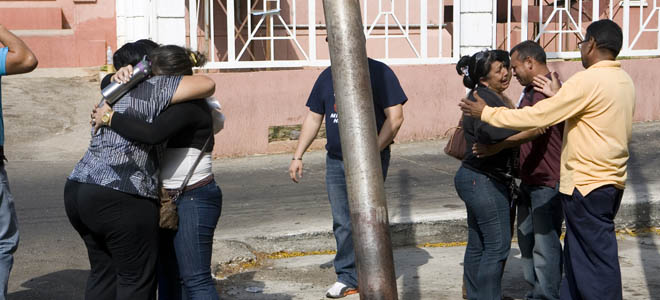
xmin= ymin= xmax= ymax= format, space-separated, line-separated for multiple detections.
xmin=18 ymin=34 xmax=106 ymax=68
xmin=12 ymin=29 xmax=74 ymax=37
xmin=0 ymin=7 xmax=63 ymax=30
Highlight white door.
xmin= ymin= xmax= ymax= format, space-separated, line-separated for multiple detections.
xmin=116 ymin=0 xmax=186 ymax=48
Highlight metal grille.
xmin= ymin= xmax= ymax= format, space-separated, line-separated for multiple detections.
xmin=187 ymin=0 xmax=460 ymax=69
xmin=497 ymin=0 xmax=660 ymax=58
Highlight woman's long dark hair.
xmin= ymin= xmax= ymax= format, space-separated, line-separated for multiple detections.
xmin=148 ymin=45 xmax=207 ymax=76
xmin=455 ymin=50 xmax=510 ymax=90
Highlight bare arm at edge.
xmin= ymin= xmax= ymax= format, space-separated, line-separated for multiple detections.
xmin=0 ymin=25 xmax=37 ymax=75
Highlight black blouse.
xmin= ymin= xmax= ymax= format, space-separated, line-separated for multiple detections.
xmin=110 ymin=99 xmax=214 ymax=152
xmin=461 ymin=85 xmax=519 ymax=184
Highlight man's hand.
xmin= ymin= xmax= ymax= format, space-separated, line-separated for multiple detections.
xmin=289 ymin=159 xmax=303 ymax=183
xmin=459 ymin=92 xmax=487 ymax=118
xmin=532 ymin=72 xmax=560 ymax=97
xmin=472 ymin=143 xmax=502 ymax=158
xmin=288 ymin=111 xmax=323 ymax=184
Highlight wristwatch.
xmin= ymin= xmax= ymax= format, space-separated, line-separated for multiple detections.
xmin=101 ymin=111 xmax=113 ymax=126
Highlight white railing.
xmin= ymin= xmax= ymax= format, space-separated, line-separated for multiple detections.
xmin=498 ymin=0 xmax=660 ymax=59
xmin=188 ymin=0 xmax=460 ymax=69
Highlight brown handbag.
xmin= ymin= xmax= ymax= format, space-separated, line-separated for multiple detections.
xmin=158 ymin=135 xmax=212 ymax=230
xmin=159 ymin=187 xmax=179 ymax=230
xmin=443 ymin=117 xmax=466 ymax=160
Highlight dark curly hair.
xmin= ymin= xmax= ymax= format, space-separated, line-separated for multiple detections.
xmin=456 ymin=50 xmax=510 ymax=90
xmin=456 ymin=51 xmax=493 ymax=89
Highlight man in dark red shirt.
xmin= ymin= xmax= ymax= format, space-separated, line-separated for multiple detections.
xmin=473 ymin=40 xmax=564 ymax=300
xmin=512 ymin=41 xmax=564 ymax=300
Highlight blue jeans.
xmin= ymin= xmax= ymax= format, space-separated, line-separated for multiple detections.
xmin=158 ymin=180 xmax=222 ymax=300
xmin=454 ymin=166 xmax=511 ymax=300
xmin=0 ymin=166 xmax=17 ymax=300
xmin=326 ymin=150 xmax=390 ymax=288
xmin=517 ymin=183 xmax=563 ymax=300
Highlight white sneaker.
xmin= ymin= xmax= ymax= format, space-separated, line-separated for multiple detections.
xmin=325 ymin=281 xmax=358 ymax=298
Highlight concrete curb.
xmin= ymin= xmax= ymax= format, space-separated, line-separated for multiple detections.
xmin=206 ymin=121 xmax=660 ymax=273
xmin=213 ymin=195 xmax=660 ymax=270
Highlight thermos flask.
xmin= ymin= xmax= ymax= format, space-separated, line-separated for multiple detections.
xmin=100 ymin=57 xmax=152 ymax=105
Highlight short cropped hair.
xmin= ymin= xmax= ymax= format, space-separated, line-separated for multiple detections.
xmin=585 ymin=19 xmax=623 ymax=57
xmin=510 ymin=40 xmax=546 ymax=64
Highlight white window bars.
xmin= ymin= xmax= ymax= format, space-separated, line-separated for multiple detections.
xmin=497 ymin=0 xmax=660 ymax=59
xmin=187 ymin=0 xmax=460 ymax=69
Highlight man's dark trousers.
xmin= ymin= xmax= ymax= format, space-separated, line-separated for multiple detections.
xmin=560 ymin=185 xmax=623 ymax=300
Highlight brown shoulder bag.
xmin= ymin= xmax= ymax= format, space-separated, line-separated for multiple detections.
xmin=159 ymin=136 xmax=212 ymax=230
xmin=443 ymin=117 xmax=466 ymax=160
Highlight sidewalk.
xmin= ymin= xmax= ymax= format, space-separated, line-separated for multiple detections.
xmin=215 ymin=234 xmax=660 ymax=300
xmin=209 ymin=121 xmax=660 ymax=299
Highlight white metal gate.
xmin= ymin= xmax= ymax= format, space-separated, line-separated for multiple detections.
xmin=188 ymin=0 xmax=461 ymax=69
xmin=497 ymin=0 xmax=660 ymax=58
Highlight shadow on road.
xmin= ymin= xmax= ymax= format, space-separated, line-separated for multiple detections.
xmin=8 ymin=269 xmax=87 ymax=300
xmin=393 ymin=169 xmax=432 ymax=300
xmin=628 ymin=137 xmax=660 ymax=300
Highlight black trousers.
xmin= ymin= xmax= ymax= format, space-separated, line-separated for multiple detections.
xmin=560 ymin=185 xmax=623 ymax=300
xmin=64 ymin=180 xmax=159 ymax=300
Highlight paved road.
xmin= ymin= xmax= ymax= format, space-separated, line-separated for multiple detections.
xmin=6 ymin=139 xmax=464 ymax=299
xmin=6 ymin=122 xmax=660 ymax=299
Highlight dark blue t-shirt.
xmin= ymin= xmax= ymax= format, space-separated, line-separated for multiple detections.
xmin=306 ymin=58 xmax=407 ymax=159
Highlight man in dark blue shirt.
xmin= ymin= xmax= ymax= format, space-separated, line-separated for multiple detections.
xmin=288 ymin=58 xmax=406 ymax=298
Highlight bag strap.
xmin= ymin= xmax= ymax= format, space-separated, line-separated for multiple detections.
xmin=176 ymin=135 xmax=213 ymax=192
xmin=443 ymin=116 xmax=464 ymax=136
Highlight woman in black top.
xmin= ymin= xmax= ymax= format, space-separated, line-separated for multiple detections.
xmin=94 ymin=46 xmax=222 ymax=300
xmin=453 ymin=50 xmax=518 ymax=300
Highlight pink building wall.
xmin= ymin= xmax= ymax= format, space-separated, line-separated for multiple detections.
xmin=0 ymin=0 xmax=116 ymax=68
xmin=209 ymin=58 xmax=660 ymax=158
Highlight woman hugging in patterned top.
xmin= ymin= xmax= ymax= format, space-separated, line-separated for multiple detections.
xmin=64 ymin=43 xmax=214 ymax=300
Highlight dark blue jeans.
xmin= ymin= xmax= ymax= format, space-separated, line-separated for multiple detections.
xmin=454 ymin=166 xmax=511 ymax=300
xmin=158 ymin=180 xmax=222 ymax=300
xmin=560 ymin=185 xmax=623 ymax=300
xmin=326 ymin=150 xmax=390 ymax=288
xmin=517 ymin=183 xmax=563 ymax=300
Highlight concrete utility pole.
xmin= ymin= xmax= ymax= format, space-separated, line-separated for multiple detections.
xmin=321 ymin=1 xmax=398 ymax=299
